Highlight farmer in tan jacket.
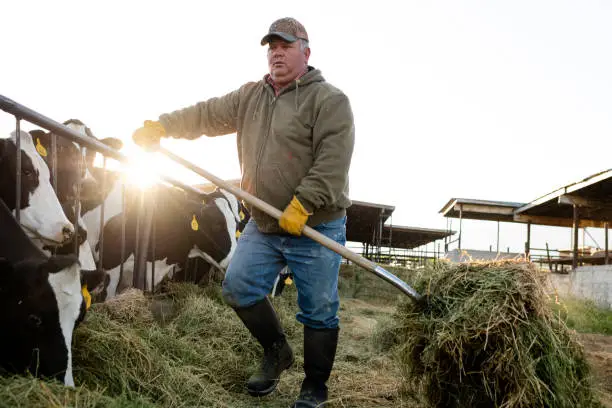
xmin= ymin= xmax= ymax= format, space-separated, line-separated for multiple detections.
xmin=133 ymin=17 xmax=354 ymax=408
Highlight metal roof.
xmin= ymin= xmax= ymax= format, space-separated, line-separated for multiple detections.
xmin=382 ymin=225 xmax=455 ymax=249
xmin=440 ymin=168 xmax=612 ymax=228
xmin=345 ymin=199 xmax=395 ymax=243
xmin=439 ymin=198 xmax=526 ymax=222
xmin=515 ymin=169 xmax=612 ymax=223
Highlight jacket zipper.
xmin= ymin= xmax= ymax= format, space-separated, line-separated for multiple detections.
xmin=254 ymin=87 xmax=276 ymax=199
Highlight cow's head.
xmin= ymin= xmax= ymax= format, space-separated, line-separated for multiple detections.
xmin=33 ymin=121 xmax=114 ymax=269
xmin=0 ymin=131 xmax=74 ymax=245
xmin=40 ymin=201 xmax=100 ymax=276
xmin=32 ymin=120 xmax=99 ymax=204
xmin=0 ymin=255 xmax=83 ymax=387
xmin=186 ymin=189 xmax=242 ymax=269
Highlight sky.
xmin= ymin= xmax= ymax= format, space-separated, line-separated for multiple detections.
xmin=2 ymin=0 xmax=611 ymax=255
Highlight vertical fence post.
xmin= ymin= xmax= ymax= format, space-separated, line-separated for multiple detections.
xmin=120 ymin=182 xmax=126 ymax=286
xmin=73 ymin=146 xmax=83 ymax=256
xmin=51 ymin=133 xmax=58 ymax=193
xmin=133 ymin=191 xmax=143 ymax=289
xmin=134 ymin=189 xmax=153 ymax=291
xmin=98 ymin=156 xmax=107 ymax=268
xmin=15 ymin=118 xmax=21 ymax=223
xmin=150 ymin=187 xmax=156 ymax=292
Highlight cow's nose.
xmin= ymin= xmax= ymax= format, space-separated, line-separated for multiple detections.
xmin=62 ymin=226 xmax=74 ymax=241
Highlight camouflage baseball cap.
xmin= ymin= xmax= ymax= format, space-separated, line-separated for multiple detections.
xmin=260 ymin=17 xmax=309 ymax=46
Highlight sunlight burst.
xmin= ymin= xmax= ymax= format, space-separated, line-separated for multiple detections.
xmin=92 ymin=150 xmax=160 ymax=190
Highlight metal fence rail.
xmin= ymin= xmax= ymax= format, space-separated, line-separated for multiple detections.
xmin=0 ymin=94 xmax=210 ymax=294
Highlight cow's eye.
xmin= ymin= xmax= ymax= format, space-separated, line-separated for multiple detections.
xmin=23 ymin=169 xmax=32 ymax=177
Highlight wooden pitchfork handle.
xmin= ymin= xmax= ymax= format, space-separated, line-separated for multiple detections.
xmin=155 ymin=145 xmax=423 ymax=302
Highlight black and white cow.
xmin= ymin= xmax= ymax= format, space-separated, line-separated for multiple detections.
xmin=36 ymin=121 xmax=243 ymax=299
xmin=0 ymin=131 xmax=74 ymax=245
xmin=0 ymin=191 xmax=85 ymax=386
xmin=84 ymin=180 xmax=241 ymax=299
xmin=30 ymin=120 xmax=114 ymax=271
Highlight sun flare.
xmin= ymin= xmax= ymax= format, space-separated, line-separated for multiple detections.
xmin=92 ymin=150 xmax=160 ymax=190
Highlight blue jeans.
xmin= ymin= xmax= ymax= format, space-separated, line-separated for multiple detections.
xmin=222 ymin=216 xmax=346 ymax=329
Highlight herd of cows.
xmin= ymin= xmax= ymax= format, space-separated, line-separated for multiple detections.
xmin=0 ymin=119 xmax=297 ymax=387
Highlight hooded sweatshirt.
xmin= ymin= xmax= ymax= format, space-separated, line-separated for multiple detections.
xmin=158 ymin=66 xmax=355 ymax=233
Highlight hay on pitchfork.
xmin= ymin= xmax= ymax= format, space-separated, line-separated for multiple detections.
xmin=390 ymin=260 xmax=601 ymax=408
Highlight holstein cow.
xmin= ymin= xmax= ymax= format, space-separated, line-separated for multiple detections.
xmin=0 ymin=129 xmax=104 ymax=385
xmin=0 ymin=197 xmax=88 ymax=386
xmin=50 ymin=124 xmax=244 ymax=299
xmin=30 ymin=120 xmax=114 ymax=272
xmin=0 ymin=131 xmax=74 ymax=245
xmin=87 ymin=182 xmax=241 ymax=299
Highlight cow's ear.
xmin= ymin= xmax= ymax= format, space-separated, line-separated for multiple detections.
xmin=28 ymin=130 xmax=51 ymax=158
xmin=100 ymin=137 xmax=123 ymax=151
xmin=29 ymin=129 xmax=50 ymax=147
xmin=39 ymin=255 xmax=79 ymax=274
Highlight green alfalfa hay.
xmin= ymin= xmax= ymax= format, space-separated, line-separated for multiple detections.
xmin=70 ymin=286 xmax=263 ymax=407
xmin=0 ymin=284 xmax=280 ymax=408
xmin=389 ymin=260 xmax=602 ymax=408
xmin=0 ymin=375 xmax=153 ymax=408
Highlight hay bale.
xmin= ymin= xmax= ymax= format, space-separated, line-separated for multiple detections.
xmin=392 ymin=260 xmax=602 ymax=408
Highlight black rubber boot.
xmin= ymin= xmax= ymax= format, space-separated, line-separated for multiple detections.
xmin=232 ymin=297 xmax=294 ymax=396
xmin=293 ymin=326 xmax=339 ymax=408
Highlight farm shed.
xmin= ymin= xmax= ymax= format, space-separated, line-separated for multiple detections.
xmin=440 ymin=168 xmax=612 ymax=270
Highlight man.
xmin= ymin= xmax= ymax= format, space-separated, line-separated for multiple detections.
xmin=133 ymin=17 xmax=354 ymax=407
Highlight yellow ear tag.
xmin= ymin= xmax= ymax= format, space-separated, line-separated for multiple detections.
xmin=284 ymin=276 xmax=293 ymax=285
xmin=235 ymin=230 xmax=242 ymax=239
xmin=191 ymin=214 xmax=199 ymax=231
xmin=81 ymin=285 xmax=92 ymax=310
xmin=239 ymin=210 xmax=245 ymax=220
xmin=36 ymin=138 xmax=47 ymax=157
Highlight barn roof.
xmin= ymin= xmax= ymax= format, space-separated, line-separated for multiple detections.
xmin=439 ymin=198 xmax=526 ymax=222
xmin=381 ymin=225 xmax=455 ymax=249
xmin=345 ymin=199 xmax=395 ymax=242
xmin=440 ymin=168 xmax=612 ymax=228
xmin=514 ymin=169 xmax=612 ymax=226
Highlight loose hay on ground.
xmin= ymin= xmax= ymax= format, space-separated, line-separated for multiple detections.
xmin=72 ymin=284 xmax=264 ymax=407
xmin=51 ymin=280 xmax=402 ymax=407
xmin=383 ymin=260 xmax=602 ymax=408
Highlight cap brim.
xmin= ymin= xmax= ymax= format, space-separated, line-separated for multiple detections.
xmin=260 ymin=32 xmax=298 ymax=46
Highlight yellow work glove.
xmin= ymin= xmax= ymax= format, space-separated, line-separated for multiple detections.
xmin=279 ymin=196 xmax=312 ymax=236
xmin=132 ymin=120 xmax=166 ymax=150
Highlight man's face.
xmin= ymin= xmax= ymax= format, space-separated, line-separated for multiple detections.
xmin=267 ymin=37 xmax=310 ymax=88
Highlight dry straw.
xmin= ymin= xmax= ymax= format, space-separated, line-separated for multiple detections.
xmin=383 ymin=260 xmax=601 ymax=408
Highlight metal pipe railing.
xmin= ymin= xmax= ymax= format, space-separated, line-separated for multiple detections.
xmin=1 ymin=95 xmax=216 ymax=294
xmin=0 ymin=95 xmax=206 ymax=200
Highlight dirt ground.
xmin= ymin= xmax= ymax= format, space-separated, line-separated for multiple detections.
xmin=331 ymin=298 xmax=408 ymax=407
xmin=579 ymin=333 xmax=612 ymax=407
xmin=337 ymin=297 xmax=612 ymax=408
